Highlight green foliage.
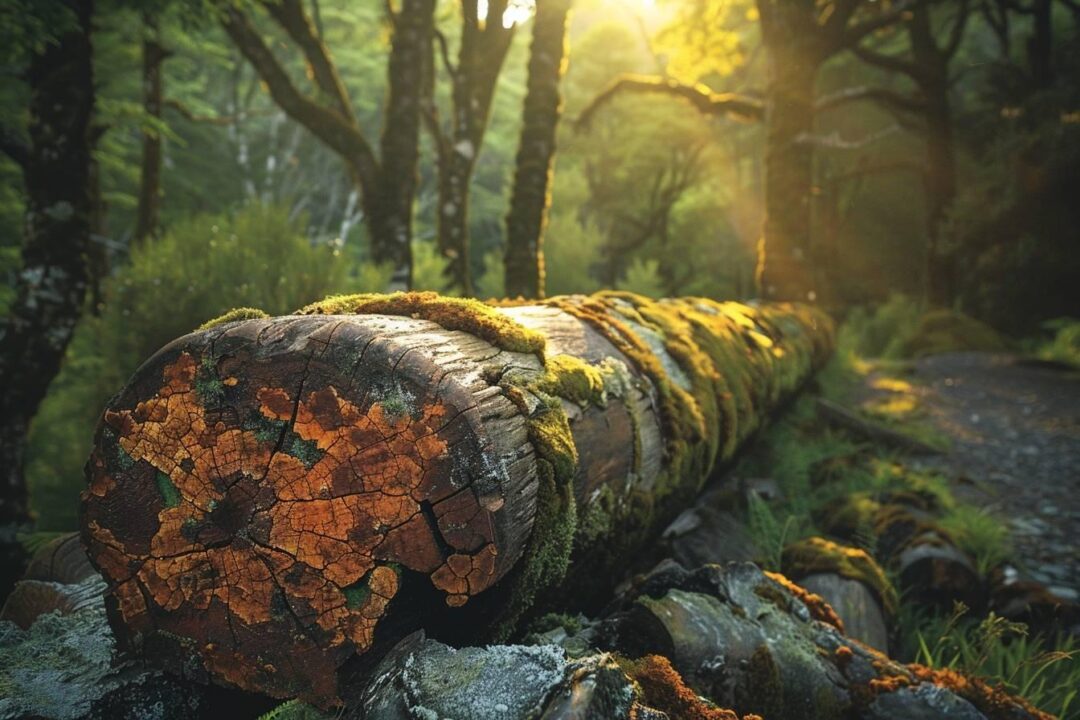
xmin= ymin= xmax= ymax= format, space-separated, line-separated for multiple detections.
xmin=27 ymin=204 xmax=374 ymax=530
xmin=910 ymin=604 xmax=1079 ymax=719
xmin=841 ymin=294 xmax=924 ymax=359
xmin=746 ymin=493 xmax=794 ymax=572
xmin=938 ymin=506 xmax=1012 ymax=577
xmin=1035 ymin=317 xmax=1080 ymax=369
xmin=616 ymin=258 xmax=665 ymax=298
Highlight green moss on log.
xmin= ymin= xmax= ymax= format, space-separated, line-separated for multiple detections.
xmin=781 ymin=536 xmax=898 ymax=617
xmin=197 ymin=307 xmax=269 ymax=331
xmin=297 ymin=291 xmax=546 ymax=356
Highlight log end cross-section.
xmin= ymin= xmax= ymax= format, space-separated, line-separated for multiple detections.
xmin=81 ymin=314 xmax=536 ymax=704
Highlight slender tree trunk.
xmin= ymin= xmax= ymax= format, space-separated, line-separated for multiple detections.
xmin=437 ymin=149 xmax=476 ymax=294
xmin=922 ymin=80 xmax=957 ymax=307
xmin=133 ymin=13 xmax=166 ymax=248
xmin=505 ymin=0 xmax=572 ymax=299
xmin=1027 ymin=0 xmax=1053 ymax=88
xmin=376 ymin=0 xmax=436 ymax=289
xmin=432 ymin=4 xmax=515 ymax=296
xmin=0 ymin=0 xmax=95 ymax=594
xmin=757 ymin=48 xmax=819 ymax=302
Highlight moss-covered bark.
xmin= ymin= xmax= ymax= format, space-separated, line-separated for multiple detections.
xmin=83 ymin=291 xmax=832 ymax=707
xmin=504 ymin=0 xmax=572 ymax=299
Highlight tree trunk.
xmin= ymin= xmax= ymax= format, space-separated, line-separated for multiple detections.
xmin=757 ymin=48 xmax=819 ymax=303
xmin=375 ymin=0 xmax=436 ymax=289
xmin=909 ymin=5 xmax=959 ymax=308
xmin=504 ymin=0 xmax=573 ymax=300
xmin=1027 ymin=0 xmax=1053 ymax=89
xmin=436 ymin=150 xmax=476 ymax=294
xmin=133 ymin=13 xmax=166 ymax=248
xmin=81 ymin=291 xmax=833 ymax=708
xmin=431 ymin=3 xmax=515 ymax=296
xmin=0 ymin=0 xmax=95 ymax=595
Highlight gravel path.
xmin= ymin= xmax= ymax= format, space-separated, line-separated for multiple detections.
xmin=904 ymin=353 xmax=1080 ymax=601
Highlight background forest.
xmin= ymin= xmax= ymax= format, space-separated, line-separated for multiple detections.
xmin=0 ymin=0 xmax=1078 ymax=540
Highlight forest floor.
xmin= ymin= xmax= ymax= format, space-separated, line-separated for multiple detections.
xmin=859 ymin=351 xmax=1080 ymax=602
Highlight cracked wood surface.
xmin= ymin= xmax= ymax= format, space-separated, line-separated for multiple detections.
xmin=80 ymin=295 xmax=833 ymax=706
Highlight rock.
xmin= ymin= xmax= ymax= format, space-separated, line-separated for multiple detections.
xmin=863 ymin=683 xmax=986 ymax=720
xmin=596 ymin=562 xmax=1048 ymax=720
xmin=798 ymin=573 xmax=890 ymax=652
xmin=360 ymin=633 xmax=640 ymax=720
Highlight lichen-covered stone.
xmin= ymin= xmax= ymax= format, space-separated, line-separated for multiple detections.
xmin=360 ymin=632 xmax=639 ymax=720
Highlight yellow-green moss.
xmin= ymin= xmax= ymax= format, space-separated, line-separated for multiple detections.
xmin=533 ymin=354 xmax=608 ymax=407
xmin=197 ymin=306 xmax=269 ymax=331
xmin=781 ymin=536 xmax=898 ymax=617
xmin=297 ymin=291 xmax=546 ymax=356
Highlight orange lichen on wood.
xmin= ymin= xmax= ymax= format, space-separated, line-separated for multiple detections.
xmin=82 ymin=350 xmax=501 ymax=704
xmin=764 ymin=570 xmax=846 ymax=633
xmin=623 ymin=654 xmax=764 ymax=720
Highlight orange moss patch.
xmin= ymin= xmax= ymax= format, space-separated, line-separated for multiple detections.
xmin=623 ymin=655 xmax=762 ymax=720
xmin=763 ymin=570 xmax=846 ymax=633
xmin=855 ymin=659 xmax=1054 ymax=720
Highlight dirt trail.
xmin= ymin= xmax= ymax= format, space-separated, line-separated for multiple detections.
xmin=905 ymin=352 xmax=1080 ymax=601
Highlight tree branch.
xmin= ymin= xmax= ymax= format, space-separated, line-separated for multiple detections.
xmin=851 ymin=41 xmax=922 ymax=79
xmin=944 ymin=0 xmax=973 ymax=60
xmin=833 ymin=0 xmax=915 ymax=54
xmin=575 ymin=75 xmax=764 ymax=131
xmin=816 ymin=85 xmax=927 ymax=116
xmin=262 ymin=0 xmax=354 ymax=119
xmin=221 ymin=7 xmax=379 ymax=188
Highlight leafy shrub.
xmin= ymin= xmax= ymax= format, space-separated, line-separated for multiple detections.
xmin=898 ymin=309 xmax=1007 ymax=357
xmin=1036 ymin=317 xmax=1080 ymax=369
xmin=27 ymin=204 xmax=380 ymax=530
xmin=841 ymin=294 xmax=923 ymax=358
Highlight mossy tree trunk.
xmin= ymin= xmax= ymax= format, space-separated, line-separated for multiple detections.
xmin=504 ymin=0 xmax=573 ymax=300
xmin=426 ymin=0 xmax=516 ymax=296
xmin=0 ymin=0 xmax=96 ymax=595
xmin=222 ymin=0 xmax=435 ymax=289
xmin=81 ymin=291 xmax=833 ymax=709
xmin=133 ymin=11 xmax=168 ymax=249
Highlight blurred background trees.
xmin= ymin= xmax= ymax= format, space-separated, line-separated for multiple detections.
xmin=0 ymin=0 xmax=1077 ymax=539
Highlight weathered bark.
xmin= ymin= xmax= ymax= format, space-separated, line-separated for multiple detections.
xmin=221 ymin=0 xmax=435 ymax=288
xmin=133 ymin=12 xmax=168 ymax=248
xmin=377 ymin=0 xmax=434 ymax=287
xmin=425 ymin=2 xmax=515 ymax=296
xmin=81 ymin=291 xmax=832 ymax=707
xmin=504 ymin=0 xmax=573 ymax=299
xmin=0 ymin=0 xmax=96 ymax=595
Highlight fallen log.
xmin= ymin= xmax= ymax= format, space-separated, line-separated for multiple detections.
xmin=80 ymin=291 xmax=833 ymax=707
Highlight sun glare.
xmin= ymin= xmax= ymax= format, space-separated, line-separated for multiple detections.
xmin=478 ymin=0 xmax=536 ymax=29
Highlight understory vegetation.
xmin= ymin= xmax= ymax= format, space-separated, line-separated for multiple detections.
xmin=736 ymin=303 xmax=1079 ymax=718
